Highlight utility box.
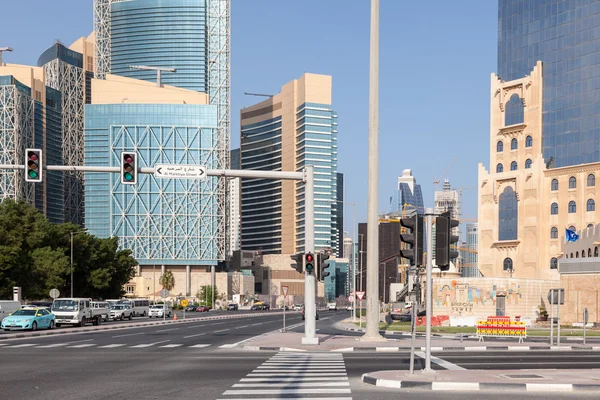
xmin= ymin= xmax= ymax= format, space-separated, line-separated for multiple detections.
xmin=13 ymin=287 xmax=21 ymax=302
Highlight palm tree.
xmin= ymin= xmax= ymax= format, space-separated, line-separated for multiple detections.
xmin=160 ymin=270 xmax=175 ymax=292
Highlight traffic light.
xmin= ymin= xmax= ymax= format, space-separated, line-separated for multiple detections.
xmin=435 ymin=211 xmax=460 ymax=271
xmin=317 ymin=253 xmax=331 ymax=281
xmin=120 ymin=151 xmax=138 ymax=185
xmin=25 ymin=149 xmax=43 ymax=183
xmin=290 ymin=253 xmax=304 ymax=273
xmin=304 ymin=253 xmax=315 ymax=274
xmin=399 ymin=214 xmax=424 ymax=267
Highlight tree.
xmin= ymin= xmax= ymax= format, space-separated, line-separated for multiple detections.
xmin=160 ymin=270 xmax=175 ymax=291
xmin=196 ymin=284 xmax=224 ymax=308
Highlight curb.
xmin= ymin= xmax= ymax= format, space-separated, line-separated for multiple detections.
xmin=0 ymin=312 xmax=278 ymax=341
xmin=243 ymin=346 xmax=306 ymax=352
xmin=342 ymin=326 xmax=459 ymax=339
xmin=361 ymin=374 xmax=600 ymax=392
xmin=332 ymin=345 xmax=600 ymax=352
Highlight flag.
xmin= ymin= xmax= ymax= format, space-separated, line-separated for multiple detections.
xmin=566 ymin=228 xmax=579 ymax=242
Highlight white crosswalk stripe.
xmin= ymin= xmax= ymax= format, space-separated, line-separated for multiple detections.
xmin=218 ymin=352 xmax=352 ymax=399
xmin=0 ymin=342 xmax=212 ymax=349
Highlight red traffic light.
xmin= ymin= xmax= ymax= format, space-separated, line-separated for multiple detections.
xmin=28 ymin=152 xmax=38 ymax=161
xmin=306 ymin=254 xmax=314 ymax=263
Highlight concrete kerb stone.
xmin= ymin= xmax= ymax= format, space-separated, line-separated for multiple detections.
xmin=0 ymin=312 xmax=275 ymax=341
xmin=361 ymin=374 xmax=600 ymax=392
xmin=332 ymin=345 xmax=600 ymax=353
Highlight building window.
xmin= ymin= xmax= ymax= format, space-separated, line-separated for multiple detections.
xmin=551 ymin=179 xmax=558 ymax=191
xmin=582 ymin=250 xmax=586 ymax=258
xmin=511 ymin=138 xmax=518 ymax=150
xmin=505 ymin=93 xmax=524 ymax=126
xmin=497 ymin=141 xmax=504 ymax=152
xmin=569 ymin=201 xmax=576 ymax=213
xmin=126 ymin=285 xmax=135 ymax=294
xmin=587 ymin=199 xmax=595 ymax=212
xmin=569 ymin=176 xmax=576 ymax=189
xmin=550 ymin=257 xmax=558 ymax=269
xmin=496 ymin=163 xmax=504 ymax=173
xmin=595 ymin=247 xmax=598 ymax=257
xmin=550 ymin=227 xmax=558 ymax=239
xmin=510 ymin=161 xmax=517 ymax=171
xmin=525 ymin=159 xmax=532 ymax=169
xmin=525 ymin=135 xmax=532 ymax=147
xmin=588 ymin=223 xmax=594 ymax=229
xmin=569 ymin=225 xmax=576 ymax=232
xmin=588 ymin=249 xmax=592 ymax=257
xmin=503 ymin=257 xmax=513 ymax=271
xmin=576 ymin=251 xmax=579 ymax=258
xmin=499 ymin=186 xmax=518 ymax=241
xmin=588 ymin=174 xmax=595 ymax=187
xmin=551 ymin=203 xmax=558 ymax=215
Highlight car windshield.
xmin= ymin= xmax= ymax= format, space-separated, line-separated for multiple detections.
xmin=112 ymin=305 xmax=125 ymax=310
xmin=150 ymin=305 xmax=163 ymax=309
xmin=11 ymin=309 xmax=37 ymax=316
xmin=52 ymin=300 xmax=78 ymax=311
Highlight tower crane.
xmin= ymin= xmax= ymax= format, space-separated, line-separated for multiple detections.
xmin=433 ymin=158 xmax=457 ymax=192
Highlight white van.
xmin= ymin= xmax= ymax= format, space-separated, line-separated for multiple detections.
xmin=0 ymin=301 xmax=21 ymax=323
xmin=51 ymin=298 xmax=104 ymax=327
xmin=90 ymin=301 xmax=110 ymax=322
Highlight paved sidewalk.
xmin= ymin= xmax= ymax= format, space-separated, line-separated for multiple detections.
xmin=362 ymin=369 xmax=600 ymax=392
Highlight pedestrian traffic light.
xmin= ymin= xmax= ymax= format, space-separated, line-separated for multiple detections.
xmin=120 ymin=151 xmax=137 ymax=185
xmin=317 ymin=253 xmax=331 ymax=281
xmin=25 ymin=149 xmax=43 ymax=183
xmin=304 ymin=253 xmax=315 ymax=274
xmin=290 ymin=253 xmax=304 ymax=273
xmin=435 ymin=211 xmax=460 ymax=271
xmin=399 ymin=214 xmax=424 ymax=267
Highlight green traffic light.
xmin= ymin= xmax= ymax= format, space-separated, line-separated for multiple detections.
xmin=306 ymin=263 xmax=314 ymax=272
xmin=124 ymin=172 xmax=134 ymax=181
xmin=28 ymin=170 xmax=38 ymax=179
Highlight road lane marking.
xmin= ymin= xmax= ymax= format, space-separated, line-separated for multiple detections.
xmin=415 ymin=351 xmax=466 ymax=370
xmin=240 ymin=377 xmax=349 ymax=382
xmin=36 ymin=343 xmax=70 ymax=348
xmin=214 ymin=328 xmax=229 ymax=333
xmin=235 ymin=325 xmax=249 ymax=329
xmin=156 ymin=328 xmax=179 ymax=333
xmin=251 ymin=323 xmax=262 ymax=326
xmin=113 ymin=332 xmax=144 ymax=338
xmin=223 ymin=389 xmax=351 ymax=395
xmin=130 ymin=340 xmax=170 ymax=348
xmin=160 ymin=344 xmax=183 ymax=348
xmin=233 ymin=382 xmax=350 ymax=388
xmin=7 ymin=344 xmax=38 ymax=348
xmin=189 ymin=344 xmax=211 ymax=348
xmin=247 ymin=373 xmax=348 ymax=377
xmin=69 ymin=344 xmax=96 ymax=348
xmin=98 ymin=344 xmax=125 ymax=348
xmin=183 ymin=333 xmax=206 ymax=339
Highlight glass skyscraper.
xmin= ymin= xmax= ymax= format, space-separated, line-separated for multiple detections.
xmin=498 ymin=0 xmax=600 ymax=167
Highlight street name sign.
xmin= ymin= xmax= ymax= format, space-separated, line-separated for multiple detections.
xmin=154 ymin=164 xmax=207 ymax=180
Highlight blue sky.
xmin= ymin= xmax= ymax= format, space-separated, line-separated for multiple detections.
xmin=0 ymin=0 xmax=498 ymax=236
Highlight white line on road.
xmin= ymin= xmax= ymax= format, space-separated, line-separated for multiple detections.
xmin=415 ymin=351 xmax=466 ymax=371
xmin=69 ymin=344 xmax=96 ymax=348
xmin=240 ymin=377 xmax=349 ymax=382
xmin=253 ymin=369 xmax=348 ymax=373
xmin=234 ymin=382 xmax=350 ymax=388
xmin=183 ymin=333 xmax=206 ymax=339
xmin=217 ymin=398 xmax=352 ymax=400
xmin=113 ymin=332 xmax=144 ymax=338
xmin=247 ymin=373 xmax=348 ymax=377
xmin=160 ymin=344 xmax=183 ymax=348
xmin=156 ymin=328 xmax=179 ymax=333
xmin=251 ymin=323 xmax=262 ymax=326
xmin=223 ymin=389 xmax=352 ymax=395
xmin=36 ymin=343 xmax=70 ymax=348
xmin=130 ymin=340 xmax=170 ymax=348
xmin=98 ymin=344 xmax=125 ymax=348
xmin=214 ymin=329 xmax=229 ymax=333
xmin=236 ymin=325 xmax=249 ymax=329
xmin=189 ymin=344 xmax=211 ymax=348
xmin=7 ymin=343 xmax=38 ymax=348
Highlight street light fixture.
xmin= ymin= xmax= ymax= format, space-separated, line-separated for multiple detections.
xmin=129 ymin=65 xmax=176 ymax=87
xmin=0 ymin=47 xmax=13 ymax=65
xmin=70 ymin=229 xmax=88 ymax=298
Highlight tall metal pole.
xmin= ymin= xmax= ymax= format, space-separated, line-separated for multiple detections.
xmin=70 ymin=233 xmax=74 ymax=298
xmin=302 ymin=166 xmax=318 ymax=345
xmin=424 ymin=208 xmax=434 ymax=372
xmin=353 ymin=203 xmax=357 ymax=322
xmin=363 ymin=0 xmax=382 ymax=341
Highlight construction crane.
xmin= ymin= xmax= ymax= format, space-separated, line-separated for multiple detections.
xmin=244 ymin=92 xmax=274 ymax=98
xmin=433 ymin=157 xmax=457 ymax=192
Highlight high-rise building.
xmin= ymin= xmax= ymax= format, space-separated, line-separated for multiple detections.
xmin=93 ymin=0 xmax=230 ymax=261
xmin=461 ymin=223 xmax=480 ymax=277
xmin=229 ymin=148 xmax=241 ymax=256
xmin=240 ymin=73 xmax=338 ymax=255
xmin=84 ymin=74 xmax=219 ymax=295
xmin=336 ymin=172 xmax=344 ymax=257
xmin=478 ymin=0 xmax=600 ymax=279
xmin=0 ymin=65 xmax=63 ymax=223
xmin=389 ymin=169 xmax=424 ymax=214
xmin=37 ymin=36 xmax=95 ymax=225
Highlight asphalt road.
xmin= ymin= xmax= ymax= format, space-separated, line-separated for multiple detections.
xmin=2 ymin=310 xmax=599 ymax=400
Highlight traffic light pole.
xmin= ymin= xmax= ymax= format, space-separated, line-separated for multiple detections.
xmin=302 ymin=166 xmax=318 ymax=345
xmin=424 ymin=207 xmax=434 ymax=373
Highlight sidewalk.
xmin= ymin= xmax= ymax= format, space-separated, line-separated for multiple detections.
xmin=362 ymin=369 xmax=600 ymax=392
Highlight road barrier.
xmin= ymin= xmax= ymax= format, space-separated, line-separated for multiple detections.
xmin=476 ymin=316 xmax=527 ymax=343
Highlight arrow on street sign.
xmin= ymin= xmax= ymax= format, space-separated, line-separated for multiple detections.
xmin=282 ymin=286 xmax=289 ymax=297
xmin=356 ymin=291 xmax=366 ymax=301
xmin=154 ymin=164 xmax=207 ymax=180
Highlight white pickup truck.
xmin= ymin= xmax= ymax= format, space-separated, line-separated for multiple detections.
xmin=51 ymin=298 xmax=105 ymax=327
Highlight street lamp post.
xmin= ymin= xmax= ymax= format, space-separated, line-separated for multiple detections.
xmin=70 ymin=229 xmax=88 ymax=298
xmin=0 ymin=47 xmax=13 ymax=66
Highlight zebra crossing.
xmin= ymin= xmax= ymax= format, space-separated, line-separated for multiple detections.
xmin=0 ymin=342 xmax=212 ymax=350
xmin=219 ymin=351 xmax=352 ymax=399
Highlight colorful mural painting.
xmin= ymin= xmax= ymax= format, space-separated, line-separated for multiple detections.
xmin=436 ymin=280 xmax=523 ymax=316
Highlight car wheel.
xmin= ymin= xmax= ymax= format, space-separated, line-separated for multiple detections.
xmin=55 ymin=323 xmax=61 ymax=328
xmin=3 ymin=329 xmax=9 ymax=332
xmin=129 ymin=313 xmax=133 ymax=320
xmin=49 ymin=320 xmax=55 ymax=330
xmin=31 ymin=321 xmax=38 ymax=331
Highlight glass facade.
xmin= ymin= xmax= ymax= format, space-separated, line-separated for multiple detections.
xmin=336 ymin=173 xmax=344 ymax=258
xmin=84 ymin=103 xmax=219 ymax=266
xmin=498 ymin=0 xmax=600 ymax=167
xmin=499 ymin=186 xmax=518 ymax=240
xmin=323 ymin=259 xmax=349 ymax=301
xmin=110 ymin=0 xmax=207 ymax=92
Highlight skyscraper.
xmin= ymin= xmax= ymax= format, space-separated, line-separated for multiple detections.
xmin=229 ymin=148 xmax=241 ymax=256
xmin=240 ymin=73 xmax=338 ymax=255
xmin=389 ymin=169 xmax=424 ymax=215
xmin=336 ymin=172 xmax=344 ymax=257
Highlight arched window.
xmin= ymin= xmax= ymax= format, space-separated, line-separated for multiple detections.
xmin=569 ymin=225 xmax=576 ymax=231
xmin=588 ymin=174 xmax=596 ymax=187
xmin=588 ymin=249 xmax=592 ymax=257
xmin=551 ymin=203 xmax=558 ymax=215
xmin=571 ymin=253 xmax=574 ymax=258
xmin=526 ymin=135 xmax=532 ymax=147
xmin=503 ymin=257 xmax=513 ymax=271
xmin=499 ymin=187 xmax=518 ymax=240
xmin=550 ymin=257 xmax=558 ymax=269
xmin=525 ymin=159 xmax=532 ymax=169
xmin=505 ymin=93 xmax=524 ymax=126
xmin=576 ymin=251 xmax=579 ymax=258
xmin=497 ymin=141 xmax=504 ymax=152
xmin=510 ymin=161 xmax=518 ymax=171
xmin=582 ymin=250 xmax=586 ymax=258
xmin=511 ymin=138 xmax=518 ymax=150
xmin=496 ymin=163 xmax=504 ymax=173
xmin=569 ymin=176 xmax=577 ymax=189
xmin=551 ymin=179 xmax=558 ymax=191
xmin=595 ymin=247 xmax=598 ymax=257
xmin=569 ymin=201 xmax=577 ymax=213
xmin=550 ymin=227 xmax=558 ymax=239
xmin=587 ymin=199 xmax=595 ymax=212
xmin=588 ymin=223 xmax=594 ymax=229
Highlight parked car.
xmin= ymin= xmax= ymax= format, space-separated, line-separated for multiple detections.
xmin=149 ymin=304 xmax=172 ymax=318
xmin=301 ymin=306 xmax=319 ymax=321
xmin=346 ymin=305 xmax=353 ymax=311
xmin=327 ymin=302 xmax=337 ymax=311
xmin=196 ymin=306 xmax=210 ymax=312
xmin=391 ymin=309 xmax=426 ymax=321
xmin=280 ymin=305 xmax=289 ymax=311
xmin=293 ymin=304 xmax=303 ymax=311
xmin=110 ymin=305 xmax=133 ymax=321
xmin=227 ymin=304 xmax=238 ymax=311
xmin=260 ymin=304 xmax=270 ymax=310
xmin=1 ymin=308 xmax=55 ymax=331
xmin=250 ymin=304 xmax=261 ymax=311
xmin=184 ymin=306 xmax=196 ymax=312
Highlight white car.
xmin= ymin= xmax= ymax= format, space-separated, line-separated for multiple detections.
xmin=346 ymin=305 xmax=353 ymax=311
xmin=327 ymin=302 xmax=337 ymax=311
xmin=110 ymin=305 xmax=133 ymax=321
xmin=148 ymin=305 xmax=171 ymax=318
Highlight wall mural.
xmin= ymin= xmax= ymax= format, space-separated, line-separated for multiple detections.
xmin=436 ymin=280 xmax=523 ymax=315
